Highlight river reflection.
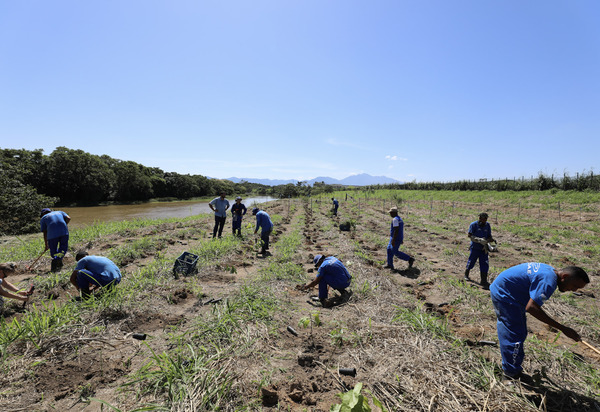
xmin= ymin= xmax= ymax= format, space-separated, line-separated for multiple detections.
xmin=63 ymin=196 xmax=277 ymax=228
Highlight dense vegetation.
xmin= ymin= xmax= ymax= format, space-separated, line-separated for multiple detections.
xmin=2 ymin=146 xmax=598 ymax=235
xmin=361 ymin=170 xmax=600 ymax=192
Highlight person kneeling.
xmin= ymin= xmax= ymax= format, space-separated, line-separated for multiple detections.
xmin=70 ymin=251 xmax=122 ymax=299
xmin=0 ymin=263 xmax=30 ymax=310
xmin=301 ymin=255 xmax=352 ymax=308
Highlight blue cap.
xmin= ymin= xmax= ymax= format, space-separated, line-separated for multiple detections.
xmin=252 ymin=208 xmax=259 ymax=215
xmin=313 ymin=255 xmax=323 ymax=266
xmin=40 ymin=208 xmax=51 ymax=217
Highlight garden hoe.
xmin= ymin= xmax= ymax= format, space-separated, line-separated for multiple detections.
xmin=581 ymin=340 xmax=600 ymax=357
xmin=27 ymin=250 xmax=46 ymax=270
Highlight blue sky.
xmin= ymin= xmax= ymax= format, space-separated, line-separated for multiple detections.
xmin=1 ymin=1 xmax=599 ymax=183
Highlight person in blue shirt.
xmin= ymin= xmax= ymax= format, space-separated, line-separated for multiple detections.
xmin=301 ymin=255 xmax=352 ymax=308
xmin=252 ymin=208 xmax=273 ymax=254
xmin=209 ymin=193 xmax=230 ymax=239
xmin=231 ymin=196 xmax=247 ymax=236
xmin=384 ymin=207 xmax=414 ymax=271
xmin=40 ymin=208 xmax=71 ymax=272
xmin=490 ymin=263 xmax=589 ymax=383
xmin=331 ymin=198 xmax=339 ymax=216
xmin=70 ymin=251 xmax=122 ymax=299
xmin=464 ymin=212 xmax=495 ymax=289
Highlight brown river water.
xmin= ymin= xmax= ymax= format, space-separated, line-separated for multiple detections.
xmin=60 ymin=196 xmax=276 ymax=228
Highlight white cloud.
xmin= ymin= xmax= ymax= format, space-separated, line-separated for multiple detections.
xmin=385 ymin=155 xmax=408 ymax=161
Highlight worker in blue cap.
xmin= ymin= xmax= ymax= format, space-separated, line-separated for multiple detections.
xmin=252 ymin=207 xmax=273 ymax=254
xmin=300 ymin=255 xmax=352 ymax=307
xmin=40 ymin=208 xmax=71 ymax=272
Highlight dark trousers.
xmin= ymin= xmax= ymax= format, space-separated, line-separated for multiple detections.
xmin=466 ymin=247 xmax=489 ymax=273
xmin=48 ymin=235 xmax=69 ymax=259
xmin=213 ymin=216 xmax=226 ymax=238
xmin=260 ymin=230 xmax=272 ymax=252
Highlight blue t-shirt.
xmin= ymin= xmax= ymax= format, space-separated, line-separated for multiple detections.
xmin=75 ymin=256 xmax=122 ymax=287
xmin=40 ymin=211 xmax=70 ymax=239
xmin=490 ymin=262 xmax=557 ymax=308
xmin=389 ymin=216 xmax=404 ymax=244
xmin=317 ymin=257 xmax=351 ymax=282
xmin=333 ymin=199 xmax=339 ymax=207
xmin=209 ymin=198 xmax=230 ymax=217
xmin=468 ymin=220 xmax=492 ymax=250
xmin=255 ymin=211 xmax=273 ymax=233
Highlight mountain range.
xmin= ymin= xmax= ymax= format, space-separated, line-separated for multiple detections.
xmin=223 ymin=173 xmax=401 ymax=186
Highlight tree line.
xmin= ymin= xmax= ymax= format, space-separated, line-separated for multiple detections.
xmin=0 ymin=147 xmax=341 ymax=234
xmin=3 ymin=147 xmax=594 ymax=235
xmin=361 ymin=172 xmax=600 ymax=192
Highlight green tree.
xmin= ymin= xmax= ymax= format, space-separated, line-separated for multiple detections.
xmin=112 ymin=161 xmax=154 ymax=201
xmin=164 ymin=173 xmax=199 ymax=199
xmin=0 ymin=174 xmax=57 ymax=234
xmin=0 ymin=148 xmax=47 ymax=189
xmin=45 ymin=147 xmax=115 ymax=203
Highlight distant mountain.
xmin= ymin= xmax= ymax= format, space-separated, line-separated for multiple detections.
xmin=225 ymin=177 xmax=298 ymax=185
xmin=339 ymin=173 xmax=400 ymax=186
xmin=224 ymin=173 xmax=401 ymax=186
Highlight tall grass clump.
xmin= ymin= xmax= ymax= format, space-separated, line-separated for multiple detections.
xmin=125 ymin=282 xmax=280 ymax=409
xmin=189 ymin=236 xmax=241 ymax=270
xmin=0 ymin=300 xmax=82 ymax=356
xmin=392 ymin=305 xmax=454 ymax=341
xmin=126 ymin=343 xmax=237 ymax=410
xmin=257 ymin=231 xmax=305 ymax=283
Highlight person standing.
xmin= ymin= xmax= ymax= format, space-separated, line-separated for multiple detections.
xmin=231 ymin=196 xmax=247 ymax=236
xmin=464 ymin=212 xmax=495 ymax=289
xmin=384 ymin=207 xmax=415 ymax=271
xmin=301 ymin=255 xmax=351 ymax=308
xmin=252 ymin=207 xmax=273 ymax=254
xmin=490 ymin=263 xmax=589 ymax=383
xmin=70 ymin=251 xmax=122 ymax=299
xmin=209 ymin=193 xmax=230 ymax=239
xmin=40 ymin=208 xmax=71 ymax=272
xmin=332 ymin=198 xmax=339 ymax=216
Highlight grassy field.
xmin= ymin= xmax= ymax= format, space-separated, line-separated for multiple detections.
xmin=0 ymin=190 xmax=599 ymax=411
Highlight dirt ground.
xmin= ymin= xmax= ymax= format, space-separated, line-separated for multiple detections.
xmin=1 ymin=198 xmax=600 ymax=411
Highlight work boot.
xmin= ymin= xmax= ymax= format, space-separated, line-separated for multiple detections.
xmin=480 ymin=273 xmax=489 ymax=290
xmin=320 ymin=298 xmax=332 ymax=308
xmin=337 ymin=289 xmax=350 ymax=298
xmin=464 ymin=269 xmax=470 ymax=281
xmin=50 ymin=259 xmax=60 ymax=272
xmin=503 ymin=372 xmax=536 ymax=387
xmin=56 ymin=258 xmax=63 ymax=269
xmin=408 ymin=257 xmax=415 ymax=268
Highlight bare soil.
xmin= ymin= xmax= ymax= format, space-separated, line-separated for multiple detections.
xmin=1 ymin=198 xmax=599 ymax=411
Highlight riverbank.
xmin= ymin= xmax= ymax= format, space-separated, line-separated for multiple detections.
xmin=57 ymin=196 xmax=277 ymax=228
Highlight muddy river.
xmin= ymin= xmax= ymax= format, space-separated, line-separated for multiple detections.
xmin=61 ymin=196 xmax=277 ymax=228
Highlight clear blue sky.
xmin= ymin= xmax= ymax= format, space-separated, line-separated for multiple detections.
xmin=1 ymin=1 xmax=599 ymax=183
